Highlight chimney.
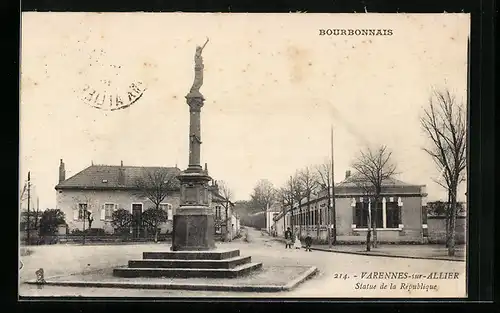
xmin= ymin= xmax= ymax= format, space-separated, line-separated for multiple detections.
xmin=118 ymin=160 xmax=125 ymax=185
xmin=345 ymin=170 xmax=351 ymax=179
xmin=59 ymin=159 xmax=66 ymax=183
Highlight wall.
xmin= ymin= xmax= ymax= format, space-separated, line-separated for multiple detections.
xmin=56 ymin=189 xmax=180 ymax=234
xmin=400 ymin=196 xmax=424 ymax=240
xmin=427 ymin=216 xmax=467 ymax=244
xmin=275 ymin=194 xmax=425 ymax=243
xmin=335 ymin=197 xmax=352 ymax=235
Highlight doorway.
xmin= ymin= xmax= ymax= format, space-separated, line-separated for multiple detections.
xmin=131 ymin=203 xmax=143 ymax=239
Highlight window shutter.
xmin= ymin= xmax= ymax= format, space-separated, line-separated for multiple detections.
xmin=73 ymin=208 xmax=79 ymax=220
xmin=100 ymin=205 xmax=106 ymax=221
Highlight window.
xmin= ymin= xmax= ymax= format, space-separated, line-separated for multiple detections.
xmin=355 ymin=199 xmax=386 ymax=228
xmin=214 ymin=206 xmax=222 ymax=234
xmin=104 ymin=203 xmax=115 ymax=220
xmin=100 ymin=203 xmax=117 ymax=221
xmin=355 ymin=201 xmax=369 ymax=228
xmin=215 ymin=206 xmax=222 ymax=220
xmin=78 ymin=203 xmax=87 ymax=220
xmin=160 ymin=203 xmax=173 ymax=220
xmin=386 ymin=201 xmax=401 ymax=228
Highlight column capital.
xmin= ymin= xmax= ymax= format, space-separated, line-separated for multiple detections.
xmin=186 ymin=94 xmax=204 ymax=111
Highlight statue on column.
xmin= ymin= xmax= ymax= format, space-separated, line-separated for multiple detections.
xmin=189 ymin=37 xmax=209 ymax=96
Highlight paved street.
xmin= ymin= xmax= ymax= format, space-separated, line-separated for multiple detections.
xmin=19 ymin=228 xmax=466 ymax=298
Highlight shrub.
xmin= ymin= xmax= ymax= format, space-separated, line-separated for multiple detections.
xmin=84 ymin=228 xmax=106 ymax=236
xmin=39 ymin=209 xmax=66 ymax=236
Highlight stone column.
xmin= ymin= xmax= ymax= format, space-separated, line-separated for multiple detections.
xmin=171 ymin=93 xmax=215 ymax=251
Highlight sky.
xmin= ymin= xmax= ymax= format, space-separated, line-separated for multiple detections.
xmin=20 ymin=13 xmax=470 ymax=209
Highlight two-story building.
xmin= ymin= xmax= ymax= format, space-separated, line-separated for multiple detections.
xmin=55 ymin=159 xmax=238 ymax=239
xmin=273 ymin=170 xmax=428 ymax=244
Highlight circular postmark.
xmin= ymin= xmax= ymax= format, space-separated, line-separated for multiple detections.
xmin=78 ymin=48 xmax=147 ymax=111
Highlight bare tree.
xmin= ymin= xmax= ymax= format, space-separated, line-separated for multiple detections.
xmin=250 ymin=179 xmax=276 ymax=212
xmin=298 ymin=167 xmax=318 ymax=237
xmin=277 ymin=176 xmax=295 ymax=237
xmin=217 ymin=180 xmax=234 ymax=241
xmin=351 ymin=145 xmax=397 ymax=250
xmin=316 ymin=161 xmax=335 ymax=244
xmin=291 ymin=172 xmax=306 ymax=238
xmin=420 ymin=88 xmax=466 ymax=256
xmin=21 ymin=208 xmax=42 ymax=239
xmin=134 ymin=168 xmax=180 ymax=211
xmin=72 ymin=194 xmax=96 ymax=245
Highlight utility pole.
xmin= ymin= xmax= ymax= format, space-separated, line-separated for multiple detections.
xmin=330 ymin=125 xmax=337 ymax=245
xmin=225 ymin=199 xmax=229 ymax=241
xmin=27 ymin=172 xmax=31 ymax=245
xmin=36 ymin=196 xmax=39 ymax=237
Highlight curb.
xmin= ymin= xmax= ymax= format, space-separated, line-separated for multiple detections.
xmin=283 ymin=266 xmax=318 ymax=291
xmin=270 ymin=237 xmax=464 ymax=262
xmin=25 ymin=280 xmax=285 ymax=292
xmin=24 ymin=266 xmax=318 ymax=293
xmin=310 ymin=247 xmax=465 ymax=262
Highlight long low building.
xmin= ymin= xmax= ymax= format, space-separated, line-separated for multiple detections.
xmin=273 ymin=170 xmax=429 ymax=244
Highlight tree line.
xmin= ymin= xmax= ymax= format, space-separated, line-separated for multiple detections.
xmin=244 ymin=87 xmax=466 ymax=256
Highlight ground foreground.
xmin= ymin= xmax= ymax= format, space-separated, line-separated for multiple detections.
xmin=19 ymin=229 xmax=466 ymax=298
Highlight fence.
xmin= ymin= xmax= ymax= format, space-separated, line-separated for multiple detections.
xmin=59 ymin=233 xmax=172 ymax=244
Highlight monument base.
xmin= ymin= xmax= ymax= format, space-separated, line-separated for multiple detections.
xmin=113 ymin=248 xmax=263 ymax=279
xmin=171 ymin=213 xmax=216 ymax=251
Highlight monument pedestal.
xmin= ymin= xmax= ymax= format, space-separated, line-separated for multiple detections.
xmin=171 ymin=208 xmax=215 ymax=251
xmin=171 ymin=167 xmax=215 ymax=251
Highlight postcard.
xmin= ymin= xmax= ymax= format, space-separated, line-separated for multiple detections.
xmin=19 ymin=12 xmax=469 ymax=298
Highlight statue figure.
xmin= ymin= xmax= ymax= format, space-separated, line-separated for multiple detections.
xmin=190 ymin=37 xmax=209 ymax=95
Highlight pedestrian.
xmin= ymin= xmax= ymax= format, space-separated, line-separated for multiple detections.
xmin=293 ymin=233 xmax=302 ymax=249
xmin=284 ymin=227 xmax=292 ymax=249
xmin=304 ymin=234 xmax=313 ymax=252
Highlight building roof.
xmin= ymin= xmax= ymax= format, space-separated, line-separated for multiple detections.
xmin=55 ymin=165 xmax=182 ymax=190
xmin=336 ymin=174 xmax=422 ymax=188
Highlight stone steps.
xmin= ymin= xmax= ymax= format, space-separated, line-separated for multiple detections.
xmin=143 ymin=249 xmax=240 ymax=260
xmin=113 ymin=262 xmax=263 ymax=278
xmin=128 ymin=256 xmax=252 ymax=269
xmin=115 ymin=248 xmax=262 ymax=278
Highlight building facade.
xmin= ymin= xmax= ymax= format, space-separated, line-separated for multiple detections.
xmin=55 ymin=160 xmax=238 ymax=239
xmin=209 ymin=181 xmax=240 ymax=240
xmin=273 ymin=170 xmax=428 ymax=243
xmin=55 ymin=160 xmax=181 ymax=236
